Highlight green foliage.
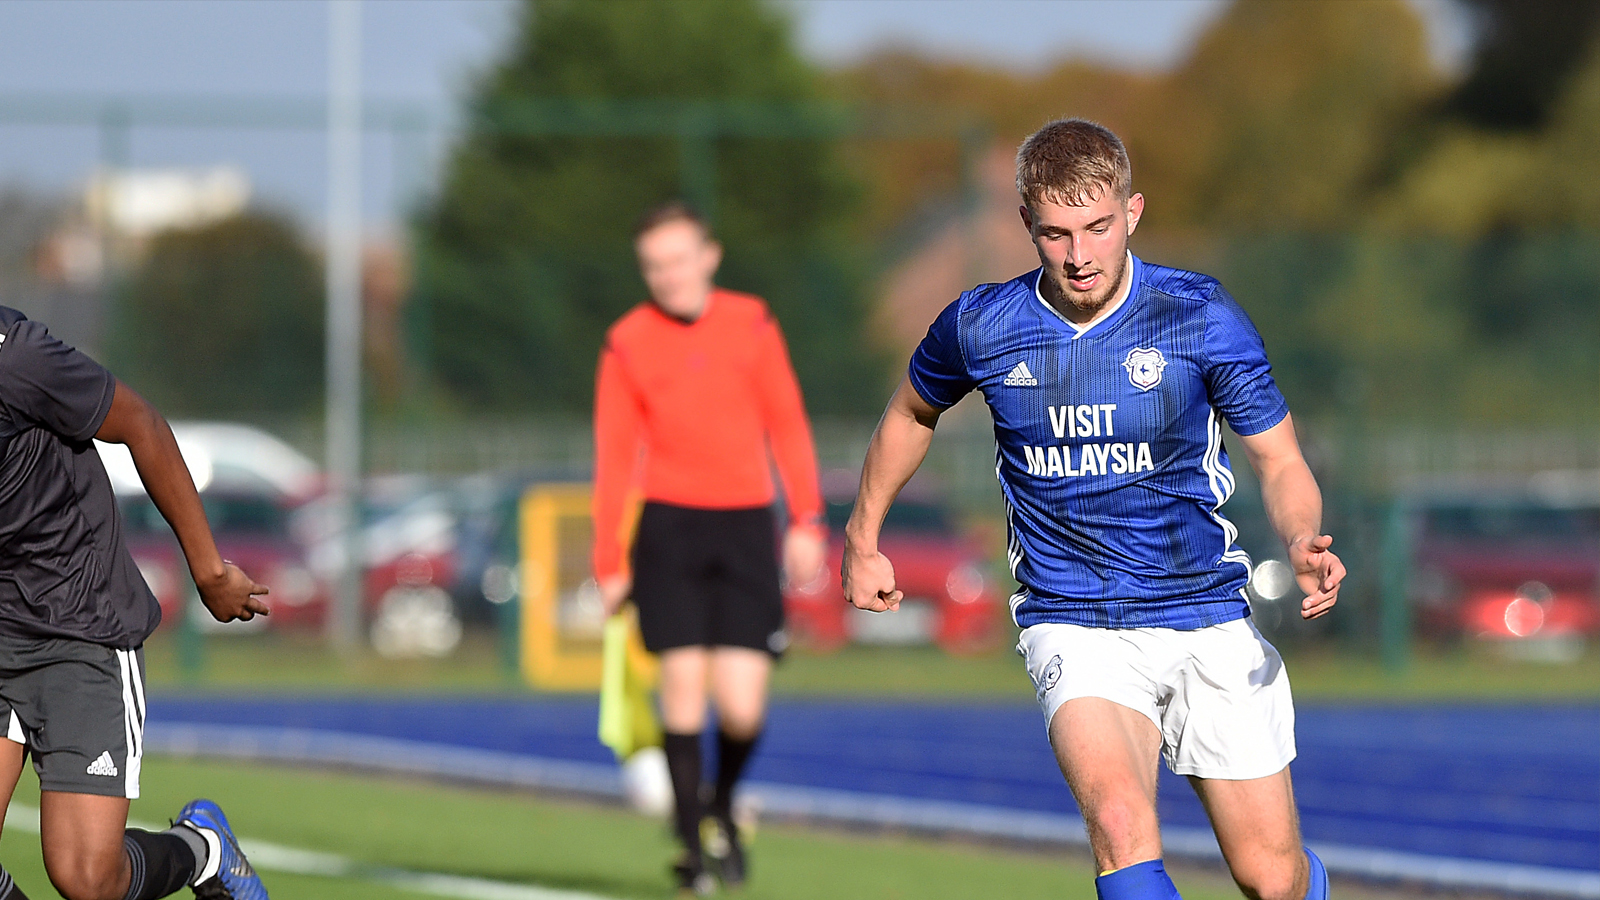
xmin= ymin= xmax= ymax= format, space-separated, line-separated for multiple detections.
xmin=111 ymin=212 xmax=323 ymax=417
xmin=412 ymin=0 xmax=880 ymax=414
xmin=405 ymin=0 xmax=1599 ymax=426
xmin=838 ymin=0 xmax=1600 ymax=427
xmin=837 ymin=0 xmax=1439 ymax=235
xmin=1382 ymin=41 xmax=1600 ymax=233
xmin=1205 ymin=231 xmax=1600 ymax=424
xmin=1163 ymin=0 xmax=1437 ymax=230
xmin=1445 ymin=0 xmax=1600 ymax=131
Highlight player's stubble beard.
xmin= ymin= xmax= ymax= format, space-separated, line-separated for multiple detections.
xmin=1042 ymin=248 xmax=1128 ymax=321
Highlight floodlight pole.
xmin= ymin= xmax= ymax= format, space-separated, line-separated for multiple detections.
xmin=325 ymin=0 xmax=364 ymax=652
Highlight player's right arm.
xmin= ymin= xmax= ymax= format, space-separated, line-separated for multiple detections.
xmin=591 ymin=338 xmax=645 ymax=617
xmin=95 ymin=381 xmax=269 ymax=622
xmin=847 ymin=298 xmax=974 ymax=612
xmin=842 ymin=377 xmax=942 ymax=613
xmin=1202 ymin=288 xmax=1342 ymax=620
xmin=1238 ymin=415 xmax=1344 ymax=620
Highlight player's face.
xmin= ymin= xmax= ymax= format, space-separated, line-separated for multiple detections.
xmin=1021 ymin=188 xmax=1144 ymax=319
xmin=636 ymin=219 xmax=722 ymax=321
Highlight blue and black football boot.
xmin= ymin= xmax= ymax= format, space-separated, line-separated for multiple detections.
xmin=174 ymin=799 xmax=269 ymax=900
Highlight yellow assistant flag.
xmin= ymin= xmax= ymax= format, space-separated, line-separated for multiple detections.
xmin=598 ymin=612 xmax=661 ymax=760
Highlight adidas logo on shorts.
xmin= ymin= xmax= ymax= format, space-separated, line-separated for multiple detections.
xmin=1003 ymin=361 xmax=1039 ymax=387
xmin=86 ymin=751 xmax=118 ymax=777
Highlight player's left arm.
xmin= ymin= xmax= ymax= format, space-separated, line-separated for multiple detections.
xmin=95 ymin=381 xmax=269 ymax=622
xmin=1237 ymin=413 xmax=1344 ymax=619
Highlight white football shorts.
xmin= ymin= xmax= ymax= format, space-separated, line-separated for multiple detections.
xmin=1017 ymin=617 xmax=1296 ymax=780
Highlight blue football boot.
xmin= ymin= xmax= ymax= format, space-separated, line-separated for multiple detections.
xmin=174 ymin=799 xmax=269 ymax=900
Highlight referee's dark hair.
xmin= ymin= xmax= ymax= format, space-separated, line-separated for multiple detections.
xmin=633 ymin=200 xmax=713 ymax=241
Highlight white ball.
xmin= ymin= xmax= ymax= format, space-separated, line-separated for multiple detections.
xmin=621 ymin=746 xmax=674 ymax=817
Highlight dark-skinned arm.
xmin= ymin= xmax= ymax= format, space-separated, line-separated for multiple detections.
xmin=94 ymin=381 xmax=269 ymax=622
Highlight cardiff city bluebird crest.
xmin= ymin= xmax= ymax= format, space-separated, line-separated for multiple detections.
xmin=1122 ymin=347 xmax=1167 ymax=391
xmin=1034 ymin=654 xmax=1063 ymax=702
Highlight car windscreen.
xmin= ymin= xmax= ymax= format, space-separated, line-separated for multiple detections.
xmin=1423 ymin=504 xmax=1600 ymax=541
xmin=118 ymin=497 xmax=169 ymax=536
xmin=119 ymin=495 xmax=290 ymax=538
xmin=824 ymin=499 xmax=953 ymax=535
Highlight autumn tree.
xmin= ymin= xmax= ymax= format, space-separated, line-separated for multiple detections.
xmin=112 ymin=212 xmax=324 ymax=417
xmin=412 ymin=0 xmax=880 ymax=413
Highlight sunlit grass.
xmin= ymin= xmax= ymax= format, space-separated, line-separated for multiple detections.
xmin=142 ymin=627 xmax=1600 ymax=701
xmin=2 ymin=757 xmax=1256 ymax=900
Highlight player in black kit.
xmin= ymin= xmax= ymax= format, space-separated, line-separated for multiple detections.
xmin=0 ymin=309 xmax=269 ymax=900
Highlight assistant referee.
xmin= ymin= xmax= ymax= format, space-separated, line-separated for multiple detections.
xmin=592 ymin=202 xmax=825 ymax=895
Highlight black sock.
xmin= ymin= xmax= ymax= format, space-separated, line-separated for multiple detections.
xmin=662 ymin=731 xmax=704 ymax=856
xmin=0 ymin=864 xmax=32 ymax=900
xmin=711 ymin=729 xmax=760 ymax=822
xmin=122 ymin=828 xmax=198 ymax=900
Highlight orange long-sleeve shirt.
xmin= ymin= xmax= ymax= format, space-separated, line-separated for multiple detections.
xmin=591 ymin=289 xmax=823 ymax=581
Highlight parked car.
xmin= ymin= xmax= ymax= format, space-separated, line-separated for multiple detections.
xmin=1407 ymin=475 xmax=1600 ymax=657
xmin=99 ymin=423 xmax=324 ymax=632
xmin=447 ymin=468 xmax=604 ymax=630
xmin=118 ymin=489 xmax=322 ymax=631
xmin=785 ymin=477 xmax=1001 ymax=654
xmin=293 ymin=475 xmax=462 ymax=649
xmin=447 ymin=471 xmax=541 ymax=627
xmin=97 ymin=421 xmax=321 ymax=502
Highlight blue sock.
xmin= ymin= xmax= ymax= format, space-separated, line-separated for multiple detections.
xmin=1095 ymin=859 xmax=1182 ymax=900
xmin=1305 ymin=848 xmax=1328 ymax=900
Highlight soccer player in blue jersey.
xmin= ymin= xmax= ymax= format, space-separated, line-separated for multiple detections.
xmin=842 ymin=119 xmax=1344 ymax=900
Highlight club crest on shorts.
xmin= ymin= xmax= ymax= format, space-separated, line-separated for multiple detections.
xmin=1122 ymin=347 xmax=1167 ymax=391
xmin=1034 ymin=654 xmax=1063 ymax=701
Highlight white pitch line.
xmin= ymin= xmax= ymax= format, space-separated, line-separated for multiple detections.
xmin=4 ymin=803 xmax=618 ymax=900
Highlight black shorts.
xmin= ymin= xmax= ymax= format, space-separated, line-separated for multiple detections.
xmin=0 ymin=633 xmax=146 ymax=798
xmin=631 ymin=503 xmax=787 ymax=657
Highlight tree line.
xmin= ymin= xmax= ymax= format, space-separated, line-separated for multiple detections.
xmin=111 ymin=0 xmax=1600 ymax=426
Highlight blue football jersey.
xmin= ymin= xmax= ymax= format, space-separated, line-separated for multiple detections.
xmin=907 ymin=254 xmax=1289 ymax=630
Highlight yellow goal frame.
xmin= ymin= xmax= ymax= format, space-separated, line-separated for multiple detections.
xmin=517 ymin=483 xmax=655 ymax=690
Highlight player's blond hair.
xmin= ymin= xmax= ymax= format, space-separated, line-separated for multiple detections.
xmin=1015 ymin=119 xmax=1132 ymax=207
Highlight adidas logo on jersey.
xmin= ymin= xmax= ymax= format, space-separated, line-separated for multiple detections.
xmin=1003 ymin=361 xmax=1039 ymax=387
xmin=86 ymin=751 xmax=118 ymax=777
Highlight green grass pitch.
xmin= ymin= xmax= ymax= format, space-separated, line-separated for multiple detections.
xmin=0 ymin=756 xmax=1310 ymax=900
xmin=141 ymin=629 xmax=1600 ymax=701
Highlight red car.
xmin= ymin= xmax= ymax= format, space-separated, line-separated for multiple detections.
xmin=120 ymin=490 xmax=323 ymax=631
xmin=784 ymin=485 xmax=1001 ymax=654
xmin=1409 ymin=490 xmax=1600 ymax=656
xmin=292 ymin=477 xmax=460 ymax=631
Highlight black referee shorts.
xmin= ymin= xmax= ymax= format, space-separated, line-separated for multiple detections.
xmin=630 ymin=502 xmax=787 ymax=657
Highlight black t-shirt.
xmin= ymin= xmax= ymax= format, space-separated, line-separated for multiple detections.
xmin=0 ymin=307 xmax=161 ymax=648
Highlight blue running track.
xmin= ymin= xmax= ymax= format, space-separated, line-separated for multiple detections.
xmin=146 ymin=696 xmax=1599 ymax=874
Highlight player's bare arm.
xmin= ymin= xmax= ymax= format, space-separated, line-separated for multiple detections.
xmin=94 ymin=380 xmax=269 ymax=622
xmin=842 ymin=377 xmax=942 ymax=613
xmin=1237 ymin=414 xmax=1345 ymax=620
